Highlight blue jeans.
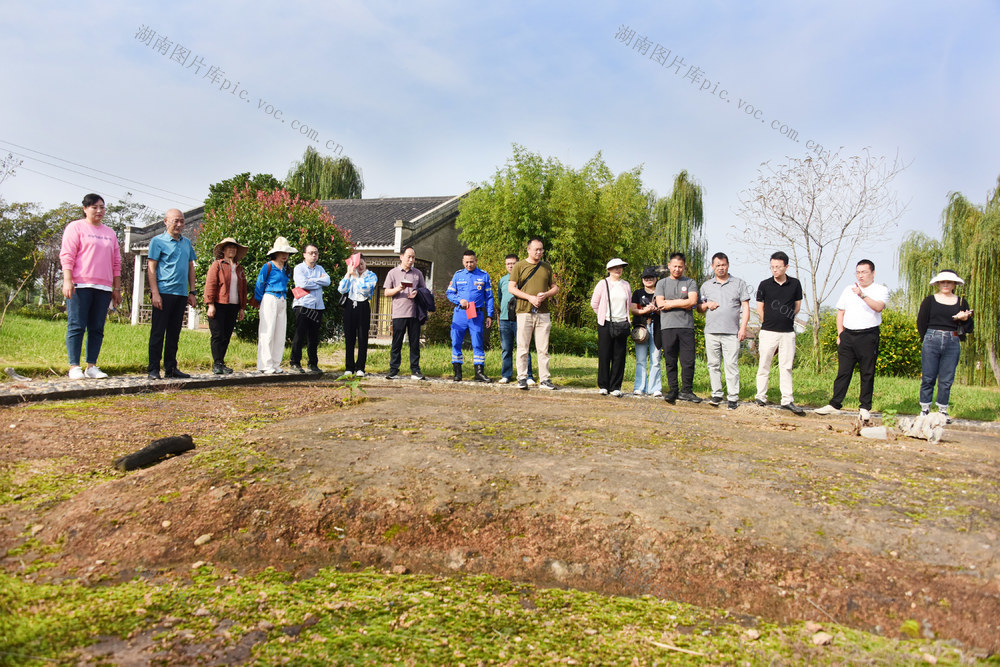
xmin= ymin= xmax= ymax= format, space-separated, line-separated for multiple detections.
xmin=920 ymin=329 xmax=961 ymax=406
xmin=633 ymin=322 xmax=661 ymax=394
xmin=66 ymin=287 xmax=113 ymax=366
xmin=498 ymin=319 xmax=532 ymax=380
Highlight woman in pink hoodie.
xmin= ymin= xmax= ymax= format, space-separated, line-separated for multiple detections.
xmin=59 ymin=193 xmax=122 ymax=379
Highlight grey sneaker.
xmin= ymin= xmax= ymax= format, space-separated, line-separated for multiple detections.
xmin=540 ymin=380 xmax=558 ymax=390
xmin=708 ymin=396 xmax=722 ymax=407
xmin=518 ymin=378 xmax=528 ymax=390
xmin=727 ymin=400 xmax=738 ymax=410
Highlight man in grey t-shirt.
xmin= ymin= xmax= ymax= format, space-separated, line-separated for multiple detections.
xmin=655 ymin=252 xmax=700 ymax=404
xmin=698 ymin=252 xmax=751 ymax=409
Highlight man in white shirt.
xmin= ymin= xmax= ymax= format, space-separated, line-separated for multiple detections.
xmin=814 ymin=260 xmax=890 ymax=420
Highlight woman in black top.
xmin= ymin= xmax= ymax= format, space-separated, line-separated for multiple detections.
xmin=917 ymin=270 xmax=973 ymax=421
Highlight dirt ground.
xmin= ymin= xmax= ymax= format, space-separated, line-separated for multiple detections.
xmin=2 ymin=379 xmax=999 ymax=654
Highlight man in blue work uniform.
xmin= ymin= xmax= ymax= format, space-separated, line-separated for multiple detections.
xmin=447 ymin=250 xmax=495 ymax=382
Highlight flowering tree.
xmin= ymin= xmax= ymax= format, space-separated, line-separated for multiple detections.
xmin=196 ymin=185 xmax=353 ymax=341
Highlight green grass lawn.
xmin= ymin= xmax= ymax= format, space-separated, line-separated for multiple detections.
xmin=1 ymin=314 xmax=997 ymax=420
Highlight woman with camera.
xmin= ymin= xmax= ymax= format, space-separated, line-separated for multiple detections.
xmin=630 ymin=267 xmax=662 ymax=397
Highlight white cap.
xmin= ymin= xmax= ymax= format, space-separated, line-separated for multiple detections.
xmin=930 ymin=270 xmax=964 ymax=285
xmin=606 ymin=258 xmax=628 ymax=270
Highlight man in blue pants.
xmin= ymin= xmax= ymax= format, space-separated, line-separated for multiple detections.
xmin=447 ymin=250 xmax=495 ymax=382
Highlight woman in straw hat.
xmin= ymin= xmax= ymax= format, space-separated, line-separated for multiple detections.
xmin=917 ymin=269 xmax=974 ymax=422
xmin=253 ymin=236 xmax=297 ymax=374
xmin=203 ymin=237 xmax=248 ymax=374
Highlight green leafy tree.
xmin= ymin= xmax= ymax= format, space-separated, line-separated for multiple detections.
xmin=196 ymin=185 xmax=353 ymax=341
xmin=285 ymin=146 xmax=364 ymax=200
xmin=204 ymin=172 xmax=283 ymax=218
xmin=0 ymin=200 xmax=44 ymax=290
xmin=652 ymin=171 xmax=708 ymax=281
xmin=898 ymin=178 xmax=1000 ymax=385
xmin=456 ymin=145 xmax=659 ymax=326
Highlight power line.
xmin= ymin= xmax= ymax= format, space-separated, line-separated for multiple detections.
xmin=16 ymin=165 xmax=177 ymax=210
xmin=0 ymin=139 xmax=201 ymax=204
xmin=8 ymin=152 xmax=200 ymax=207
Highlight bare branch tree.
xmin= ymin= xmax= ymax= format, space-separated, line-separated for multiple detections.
xmin=734 ymin=148 xmax=907 ymax=366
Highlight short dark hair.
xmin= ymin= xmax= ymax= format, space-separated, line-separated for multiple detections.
xmin=528 ymin=237 xmax=544 ymax=248
xmin=82 ymin=193 xmax=104 ymax=207
xmin=857 ymin=259 xmax=875 ymax=272
xmin=463 ymin=250 xmax=476 ymax=258
xmin=711 ymin=252 xmax=729 ymax=263
xmin=401 ymin=245 xmax=414 ymax=255
xmin=505 ymin=253 xmax=518 ymax=261
xmin=304 ymin=244 xmax=319 ymax=253
xmin=669 ymin=252 xmax=686 ymax=263
xmin=770 ymin=251 xmax=789 ymax=266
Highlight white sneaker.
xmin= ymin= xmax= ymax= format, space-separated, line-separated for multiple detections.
xmin=610 ymin=389 xmax=622 ymax=397
xmin=68 ymin=366 xmax=85 ymax=380
xmin=354 ymin=371 xmax=365 ymax=378
xmin=273 ymin=368 xmax=284 ymax=374
xmin=599 ymin=388 xmax=608 ymax=395
xmin=859 ymin=408 xmax=871 ymax=422
xmin=260 ymin=368 xmax=275 ymax=375
xmin=633 ymin=390 xmax=643 ymax=396
xmin=653 ymin=391 xmax=662 ymax=398
xmin=84 ymin=366 xmax=108 ymax=379
xmin=340 ymin=371 xmax=354 ymax=379
xmin=526 ymin=378 xmax=536 ymax=386
xmin=497 ymin=377 xmax=510 ymax=384
xmin=814 ymin=404 xmax=841 ymax=415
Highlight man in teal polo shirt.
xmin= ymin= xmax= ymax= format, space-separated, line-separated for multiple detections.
xmin=147 ymin=209 xmax=197 ymax=380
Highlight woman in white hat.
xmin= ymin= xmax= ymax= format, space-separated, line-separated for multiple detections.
xmin=590 ymin=258 xmax=632 ymax=396
xmin=253 ymin=236 xmax=297 ymax=373
xmin=917 ymin=270 xmax=974 ymax=421
xmin=203 ymin=237 xmax=249 ymax=374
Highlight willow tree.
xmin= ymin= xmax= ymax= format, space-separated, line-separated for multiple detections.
xmin=735 ymin=148 xmax=906 ymax=365
xmin=653 ymin=170 xmax=707 ymax=281
xmin=285 ymin=146 xmax=364 ymax=200
xmin=898 ymin=180 xmax=1000 ymax=385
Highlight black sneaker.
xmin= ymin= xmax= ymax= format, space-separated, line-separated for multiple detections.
xmin=727 ymin=400 xmax=739 ymax=410
xmin=754 ymin=398 xmax=767 ymax=407
xmin=386 ymin=372 xmax=399 ymax=380
xmin=678 ymin=391 xmax=702 ymax=403
xmin=708 ymin=396 xmax=722 ymax=407
xmin=212 ymin=363 xmax=225 ymax=375
xmin=540 ymin=380 xmax=558 ymax=390
xmin=165 ymin=369 xmax=190 ymax=379
xmin=518 ymin=378 xmax=529 ymax=390
xmin=307 ymin=364 xmax=322 ymax=374
xmin=147 ymin=370 xmax=161 ymax=380
xmin=663 ymin=390 xmax=678 ymax=404
xmin=222 ymin=365 xmax=234 ymax=374
xmin=290 ymin=364 xmax=305 ymax=374
xmin=781 ymin=402 xmax=805 ymax=415
xmin=411 ymin=373 xmax=428 ymax=381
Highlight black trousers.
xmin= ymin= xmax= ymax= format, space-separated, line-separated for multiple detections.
xmin=660 ymin=328 xmax=695 ymax=393
xmin=830 ymin=327 xmax=880 ymax=410
xmin=148 ymin=293 xmax=188 ymax=373
xmin=597 ymin=323 xmax=628 ymax=391
xmin=290 ymin=306 xmax=322 ymax=366
xmin=389 ymin=317 xmax=421 ymax=374
xmin=343 ymin=299 xmax=371 ymax=372
xmin=208 ymin=302 xmax=239 ymax=365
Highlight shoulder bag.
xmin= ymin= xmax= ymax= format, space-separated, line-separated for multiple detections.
xmin=604 ymin=279 xmax=630 ymax=338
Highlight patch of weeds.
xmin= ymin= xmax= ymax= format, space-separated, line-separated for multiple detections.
xmin=190 ymin=442 xmax=277 ymax=481
xmin=382 ymin=524 xmax=408 ymax=543
xmin=0 ymin=459 xmax=118 ymax=509
xmin=156 ymin=491 xmax=181 ymax=503
xmin=0 ymin=568 xmax=970 ymax=665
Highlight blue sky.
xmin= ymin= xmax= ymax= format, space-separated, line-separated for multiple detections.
xmin=2 ymin=0 xmax=998 ymax=296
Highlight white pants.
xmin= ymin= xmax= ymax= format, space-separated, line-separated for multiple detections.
xmin=705 ymin=332 xmax=740 ymax=401
xmin=755 ymin=330 xmax=796 ymax=404
xmin=257 ymin=294 xmax=287 ymax=372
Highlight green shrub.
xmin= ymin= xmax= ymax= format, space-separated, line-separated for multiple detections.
xmin=549 ymin=323 xmax=598 ymax=356
xmin=819 ymin=308 xmax=922 ymax=377
xmin=196 ymin=186 xmax=353 ymax=341
xmin=14 ymin=303 xmax=66 ymax=321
